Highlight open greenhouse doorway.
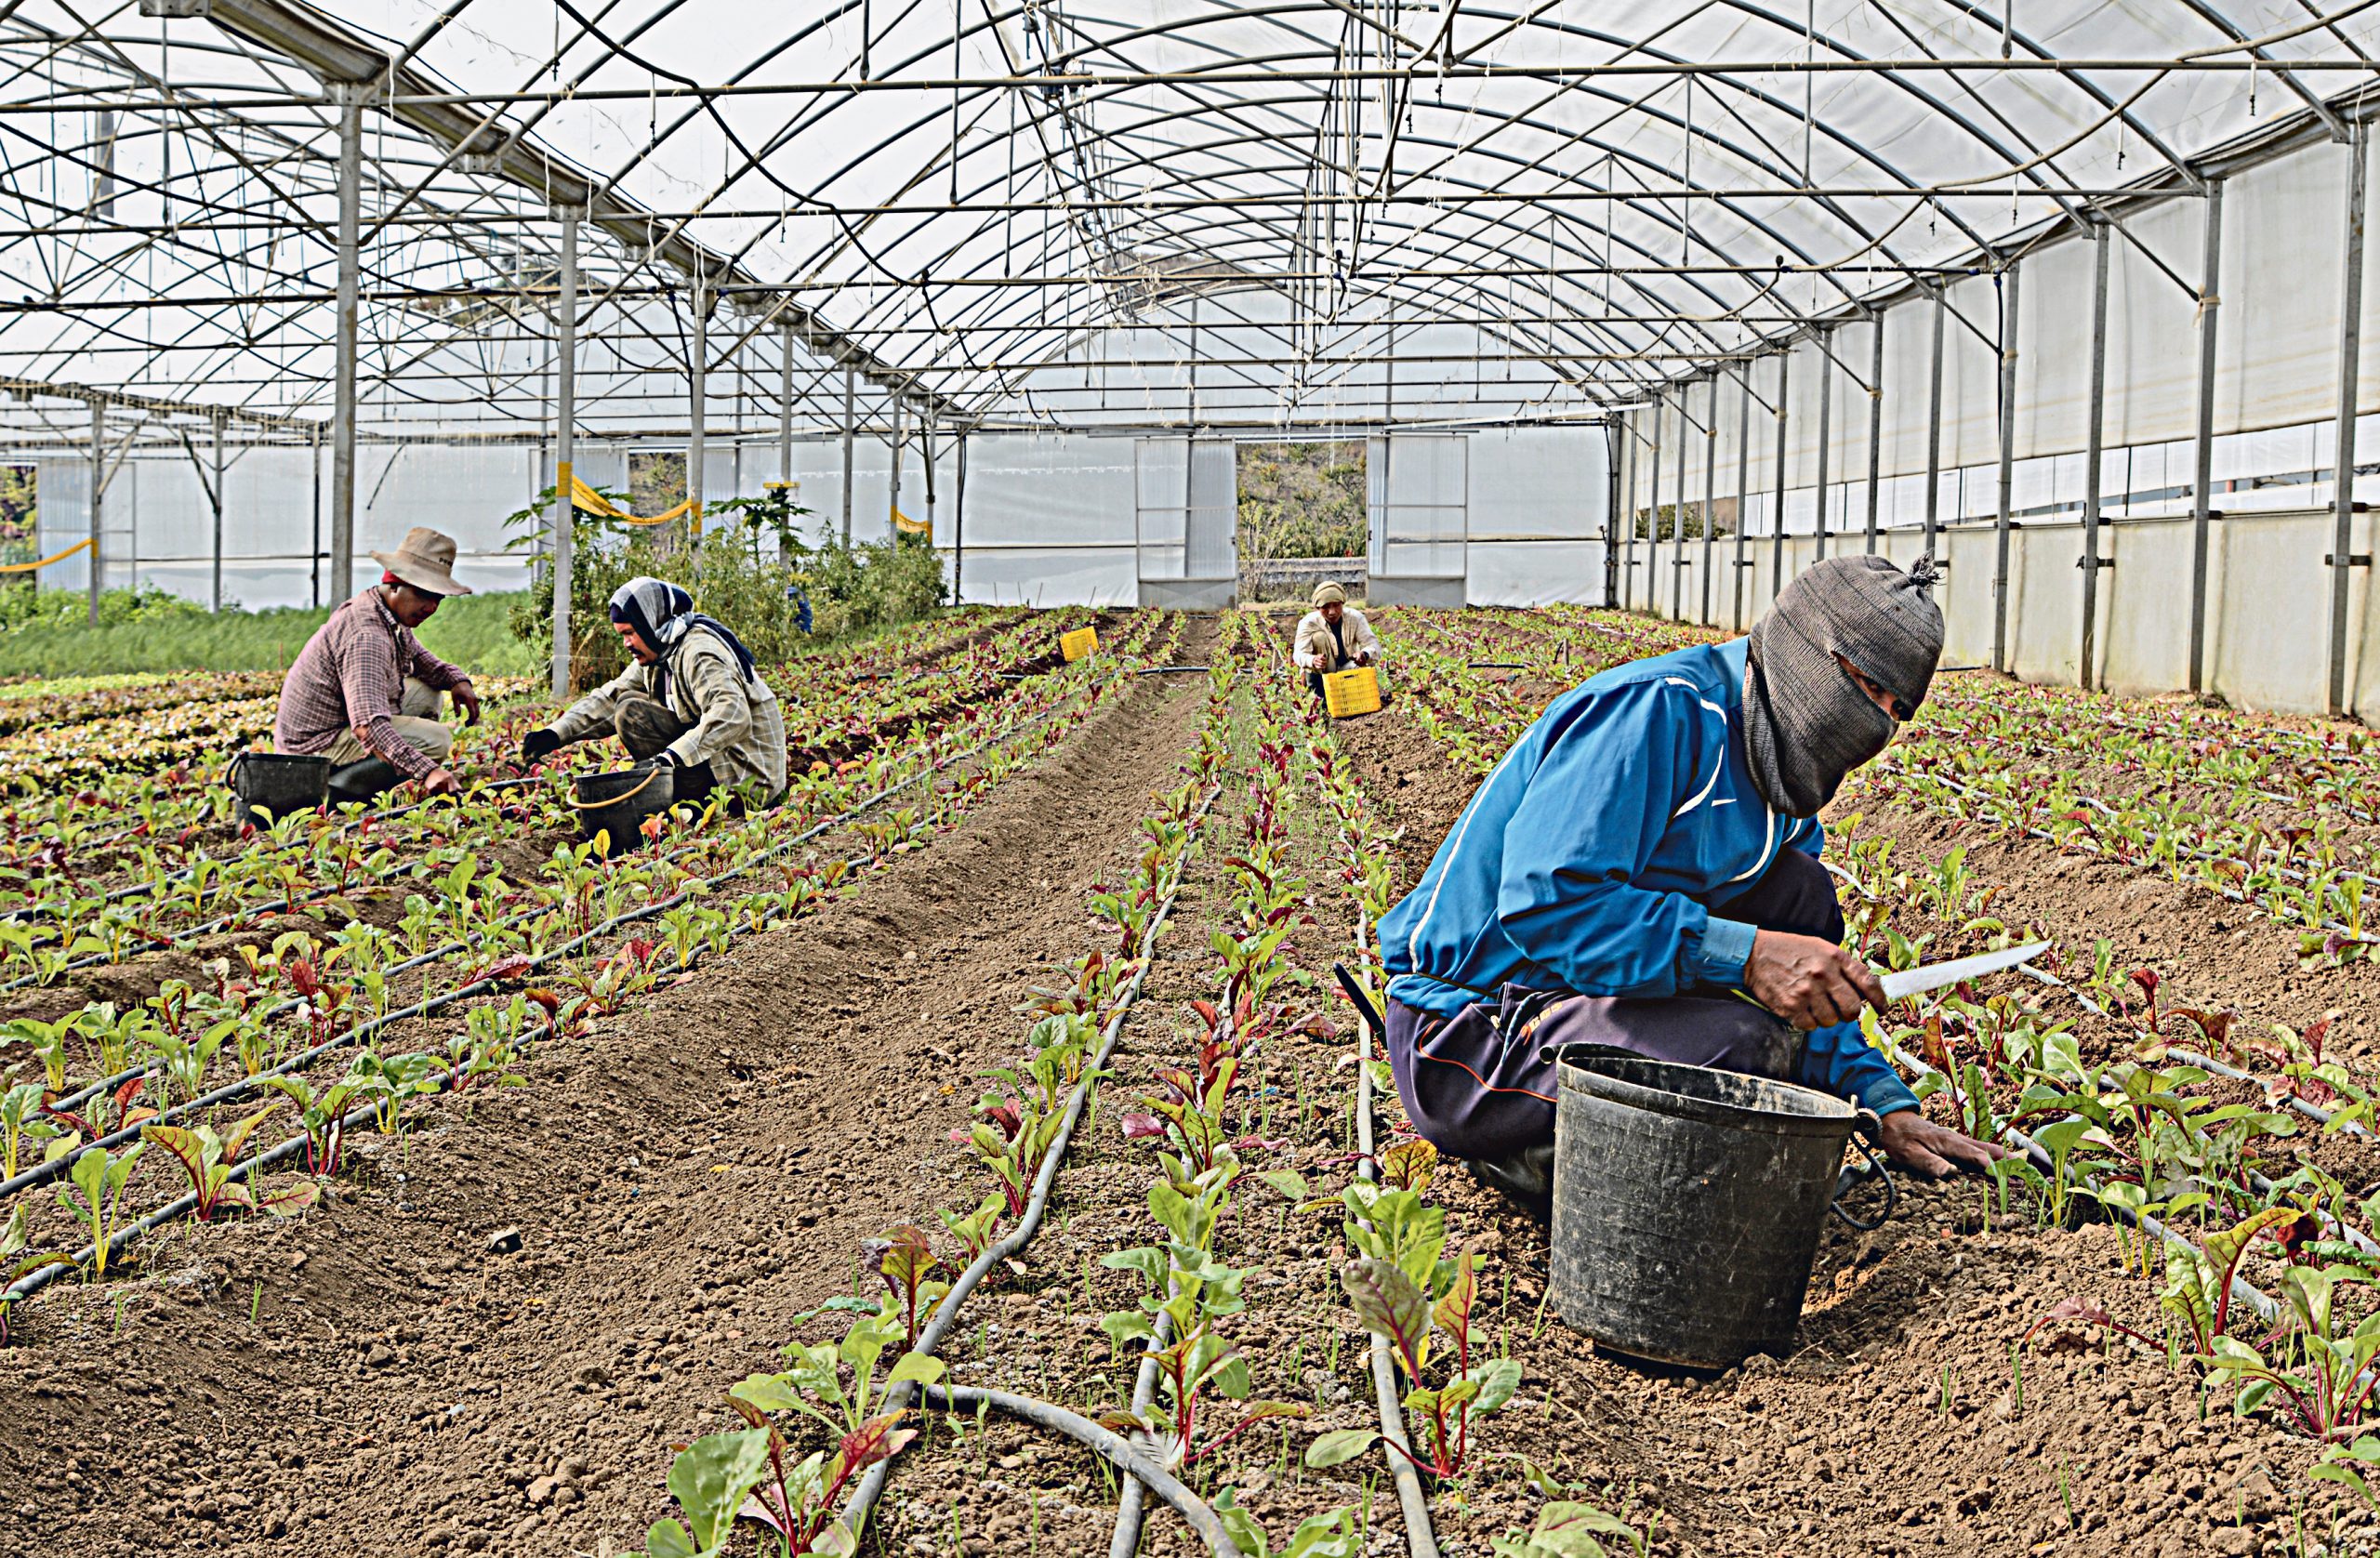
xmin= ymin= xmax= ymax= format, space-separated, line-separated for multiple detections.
xmin=1236 ymin=441 xmax=1368 ymax=603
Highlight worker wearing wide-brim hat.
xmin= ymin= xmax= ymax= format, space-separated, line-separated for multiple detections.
xmin=1378 ymin=556 xmax=2013 ymax=1211
xmin=1291 ymin=582 xmax=1383 ymax=704
xmin=271 ymin=526 xmax=483 ymax=802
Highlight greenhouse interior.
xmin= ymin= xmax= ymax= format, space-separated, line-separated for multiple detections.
xmin=10 ymin=4 xmax=2380 ymax=1557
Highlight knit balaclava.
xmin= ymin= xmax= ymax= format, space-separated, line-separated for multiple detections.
xmin=1742 ymin=555 xmax=1944 ymax=817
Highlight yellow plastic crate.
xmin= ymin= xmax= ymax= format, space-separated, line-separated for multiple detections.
xmin=1323 ymin=665 xmax=1382 ymax=719
xmin=1060 ymin=625 xmax=1100 ymax=663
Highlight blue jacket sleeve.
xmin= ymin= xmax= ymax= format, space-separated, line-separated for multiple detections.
xmin=1798 ymin=1020 xmax=1921 ymax=1117
xmin=1493 ymin=679 xmax=1738 ymax=997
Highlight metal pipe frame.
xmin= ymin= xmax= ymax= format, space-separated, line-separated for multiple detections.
xmin=1992 ymin=264 xmax=2023 ymax=675
xmin=1863 ymin=311 xmax=1884 ymax=554
xmin=2188 ymin=180 xmax=2226 ymax=696
xmin=1672 ymin=377 xmax=1691 ymax=620
xmin=551 ymin=206 xmax=579 ymax=703
xmin=1923 ymin=283 xmax=1946 ymax=558
xmin=1812 ymin=328 xmax=1833 ymax=562
xmin=1733 ymin=360 xmax=1752 ymax=630
xmin=1770 ymin=351 xmax=1791 ymax=607
xmin=2080 ymin=221 xmax=2113 ymax=693
xmin=2331 ymin=122 xmax=2371 ymax=720
xmin=1701 ymin=373 xmax=1719 ymax=626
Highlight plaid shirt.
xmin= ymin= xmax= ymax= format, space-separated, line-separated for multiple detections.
xmin=272 ymin=588 xmax=469 ymax=781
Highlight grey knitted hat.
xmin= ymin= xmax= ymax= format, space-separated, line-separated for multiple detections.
xmin=1742 ymin=555 xmax=1943 ymax=817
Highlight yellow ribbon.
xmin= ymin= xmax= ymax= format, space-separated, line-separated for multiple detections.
xmin=0 ymin=537 xmax=94 ymax=574
xmin=567 ymin=471 xmax=697 ymax=527
xmin=892 ymin=506 xmax=931 ymax=537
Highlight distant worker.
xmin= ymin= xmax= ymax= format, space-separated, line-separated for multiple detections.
xmin=1379 ymin=556 xmax=2010 ymax=1210
xmin=1291 ymin=581 xmax=1383 ymax=704
xmin=272 ymin=526 xmax=482 ymax=803
xmin=521 ymin=576 xmax=787 ymax=804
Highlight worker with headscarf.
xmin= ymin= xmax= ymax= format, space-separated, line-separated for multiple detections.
xmin=1291 ymin=582 xmax=1384 ymax=703
xmin=1377 ymin=556 xmax=2011 ymax=1208
xmin=521 ymin=576 xmax=788 ymax=803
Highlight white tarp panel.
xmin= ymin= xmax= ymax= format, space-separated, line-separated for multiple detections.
xmin=951 ymin=433 xmax=1135 ymax=606
xmin=1465 ymin=425 xmax=1609 ymax=606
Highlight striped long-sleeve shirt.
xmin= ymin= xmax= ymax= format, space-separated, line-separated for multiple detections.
xmin=272 ymin=588 xmax=469 ymax=782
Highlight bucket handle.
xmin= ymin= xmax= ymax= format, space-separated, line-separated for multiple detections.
xmin=564 ymin=767 xmax=665 ymax=810
xmin=1830 ymin=1116 xmax=1897 ymax=1232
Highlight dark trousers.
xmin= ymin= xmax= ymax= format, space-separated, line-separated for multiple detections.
xmin=1383 ymin=847 xmax=1844 ymax=1161
xmin=615 ymin=694 xmax=718 ymax=798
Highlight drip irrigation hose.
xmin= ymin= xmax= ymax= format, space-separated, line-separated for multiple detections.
xmin=1337 ymin=962 xmax=1442 ymax=1558
xmin=24 ymin=653 xmax=1144 ymax=1108
xmin=1 ymin=661 xmax=1179 ymax=1308
xmin=1878 ymin=1036 xmax=2279 ymax=1326
xmin=914 ymin=1386 xmax=1237 ymax=1558
xmin=835 ymin=783 xmax=1222 ymax=1547
xmin=0 ymin=676 xmax=1121 ymax=1203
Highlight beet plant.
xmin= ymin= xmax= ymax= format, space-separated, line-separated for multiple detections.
xmin=1 ymin=1080 xmax=54 ymax=1178
xmin=56 ymin=1140 xmax=143 ymax=1280
xmin=258 ymin=1073 xmax=364 ymax=1174
xmin=866 ymin=1225 xmax=947 ymax=1351
xmin=142 ymin=1111 xmax=317 ymax=1221
xmin=2206 ymin=1264 xmax=2380 ymax=1438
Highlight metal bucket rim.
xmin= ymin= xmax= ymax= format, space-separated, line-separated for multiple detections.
xmin=1554 ymin=1048 xmax=1856 ymax=1139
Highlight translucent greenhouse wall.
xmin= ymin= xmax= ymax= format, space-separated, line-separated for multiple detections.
xmin=1617 ymin=121 xmax=2380 ymax=721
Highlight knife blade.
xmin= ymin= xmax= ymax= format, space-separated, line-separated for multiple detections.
xmin=1878 ymin=941 xmax=2051 ymax=1003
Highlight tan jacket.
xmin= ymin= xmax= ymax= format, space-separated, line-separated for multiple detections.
xmin=1293 ymin=606 xmax=1382 ymax=671
xmin=549 ymin=626 xmax=788 ymax=797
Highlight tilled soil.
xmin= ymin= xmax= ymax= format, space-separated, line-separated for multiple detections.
xmin=0 ymin=634 xmax=1210 ymax=1558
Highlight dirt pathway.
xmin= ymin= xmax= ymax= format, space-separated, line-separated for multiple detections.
xmin=4 ymin=625 xmax=1213 ymax=1558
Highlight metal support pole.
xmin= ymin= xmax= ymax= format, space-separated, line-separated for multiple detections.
xmin=1732 ymin=363 xmax=1752 ymax=630
xmin=2188 ymin=181 xmax=2226 ymax=696
xmin=2331 ymin=122 xmax=2370 ymax=720
xmin=890 ymin=392 xmax=906 ymax=530
xmin=840 ymin=366 xmax=855 ymax=546
xmin=1770 ymin=352 xmax=1791 ymax=604
xmin=86 ymin=398 xmax=101 ymax=621
xmin=778 ymin=321 xmax=796 ymax=565
xmin=1672 ymin=385 xmax=1689 ymax=619
xmin=1615 ymin=416 xmax=1633 ymax=609
xmin=328 ymin=85 xmax=364 ymax=605
xmin=1992 ymin=265 xmax=2022 ymax=675
xmin=1645 ymin=398 xmax=1662 ymax=614
xmin=1701 ymin=374 xmax=1719 ymax=625
xmin=2081 ymin=220 xmax=2112 ymax=692
xmin=1608 ymin=423 xmax=1628 ymax=614
xmin=688 ymin=279 xmax=707 ymax=561
xmin=1864 ymin=311 xmax=1884 ymax=554
xmin=1924 ymin=283 xmax=1946 ymax=559
xmin=954 ymin=430 xmax=968 ymax=601
xmin=551 ymin=207 xmax=579 ymax=702
xmin=309 ymin=426 xmax=322 ymax=608
xmin=209 ymin=409 xmax=225 ymax=613
xmin=1812 ymin=329 xmax=1833 ymax=561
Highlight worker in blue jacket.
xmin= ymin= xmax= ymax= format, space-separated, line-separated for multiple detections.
xmin=1379 ymin=555 xmax=2011 ymax=1206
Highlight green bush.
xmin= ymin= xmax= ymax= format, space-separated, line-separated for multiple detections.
xmin=502 ymin=487 xmax=947 ymax=691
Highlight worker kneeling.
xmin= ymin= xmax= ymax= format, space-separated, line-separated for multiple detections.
xmin=520 ymin=577 xmax=787 ymax=806
xmin=1291 ymin=582 xmax=1382 ymax=703
xmin=1378 ymin=556 xmax=2011 ymax=1209
xmin=272 ymin=527 xmax=483 ymax=802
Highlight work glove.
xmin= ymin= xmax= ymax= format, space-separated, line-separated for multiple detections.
xmin=521 ymin=727 xmax=562 ymax=761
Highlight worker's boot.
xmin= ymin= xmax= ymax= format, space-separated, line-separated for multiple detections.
xmin=1466 ymin=1142 xmax=1554 ymax=1222
xmin=325 ymin=758 xmax=401 ymax=807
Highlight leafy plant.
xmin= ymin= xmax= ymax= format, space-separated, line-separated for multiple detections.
xmin=56 ymin=1141 xmax=143 ymax=1281
xmin=141 ymin=1110 xmax=317 ymax=1221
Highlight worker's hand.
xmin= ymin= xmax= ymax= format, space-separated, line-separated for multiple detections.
xmin=420 ymin=766 xmax=461 ymax=799
xmin=1744 ymin=929 xmax=1885 ymax=1028
xmin=450 ymin=680 xmax=483 ymax=726
xmin=1877 ymin=1110 xmax=2017 ymax=1178
xmin=1355 ymin=651 xmax=1376 ymax=666
xmin=522 ymin=727 xmax=562 ymax=761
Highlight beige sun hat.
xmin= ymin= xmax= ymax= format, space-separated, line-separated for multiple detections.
xmin=370 ymin=527 xmax=473 ymax=597
xmin=1312 ymin=581 xmax=1347 ymax=607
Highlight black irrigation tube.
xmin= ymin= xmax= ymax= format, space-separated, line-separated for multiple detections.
xmin=835 ymin=780 xmax=1222 ymax=1546
xmin=0 ymin=675 xmax=1122 ymax=1203
xmin=1880 ymin=1035 xmax=2280 ymax=1327
xmin=25 ymin=640 xmax=1140 ymax=1112
xmin=915 ymin=1386 xmax=1236 ymax=1558
xmin=0 ymin=654 xmax=1170 ymax=1307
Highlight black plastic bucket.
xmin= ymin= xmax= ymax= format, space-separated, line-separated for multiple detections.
xmin=571 ymin=767 xmax=673 ymax=857
xmin=226 ymin=752 xmax=330 ymax=824
xmin=1546 ymin=1047 xmax=1883 ymax=1368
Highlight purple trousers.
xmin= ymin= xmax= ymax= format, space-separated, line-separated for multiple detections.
xmin=1383 ymin=847 xmax=1843 ymax=1161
